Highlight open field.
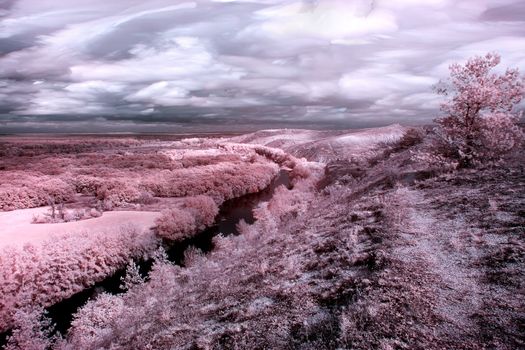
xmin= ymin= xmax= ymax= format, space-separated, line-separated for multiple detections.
xmin=0 ymin=207 xmax=159 ymax=249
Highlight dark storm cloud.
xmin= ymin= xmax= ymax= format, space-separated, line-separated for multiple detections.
xmin=481 ymin=1 xmax=525 ymax=22
xmin=0 ymin=0 xmax=524 ymax=132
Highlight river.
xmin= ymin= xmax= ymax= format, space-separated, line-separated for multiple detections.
xmin=0 ymin=170 xmax=292 ymax=344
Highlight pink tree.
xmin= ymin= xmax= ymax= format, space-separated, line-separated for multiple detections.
xmin=434 ymin=52 xmax=524 ymax=167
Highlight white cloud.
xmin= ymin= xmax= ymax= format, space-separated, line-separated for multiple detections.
xmin=0 ymin=0 xmax=524 ymax=128
xmin=401 ymin=92 xmax=442 ymax=110
xmin=253 ymin=0 xmax=398 ymax=40
xmin=65 ymin=80 xmax=125 ymax=94
xmin=126 ymin=81 xmax=189 ymax=105
xmin=69 ymin=38 xmax=244 ymax=85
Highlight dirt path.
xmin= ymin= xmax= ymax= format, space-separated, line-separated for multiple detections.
xmin=394 ymin=188 xmax=484 ymax=344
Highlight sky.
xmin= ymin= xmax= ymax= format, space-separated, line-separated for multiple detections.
xmin=0 ymin=0 xmax=524 ymax=133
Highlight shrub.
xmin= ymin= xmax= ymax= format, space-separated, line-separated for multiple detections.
xmin=66 ymin=293 xmax=126 ymax=349
xmin=95 ymin=181 xmax=141 ymax=207
xmin=59 ymin=172 xmax=326 ymax=350
xmin=155 ymin=196 xmax=219 ymax=241
xmin=0 ymin=187 xmax=41 ymax=211
xmin=0 ymin=227 xmax=158 ymax=332
xmin=182 ymin=195 xmax=219 ymax=230
xmin=393 ymin=127 xmax=426 ymax=151
xmin=289 ymin=160 xmax=311 ymax=183
xmin=89 ymin=208 xmax=102 ymax=218
xmin=141 ymin=160 xmax=279 ymax=203
xmin=32 ymin=207 xmax=103 ymax=224
xmin=37 ymin=179 xmax=76 ymax=203
xmin=135 ymin=191 xmax=157 ymax=205
xmin=3 ymin=308 xmax=59 ymax=350
xmin=72 ymin=175 xmax=103 ymax=195
xmin=155 ymin=208 xmax=197 ymax=241
xmin=478 ymin=113 xmax=524 ymax=163
xmin=0 ymin=178 xmax=75 ymax=211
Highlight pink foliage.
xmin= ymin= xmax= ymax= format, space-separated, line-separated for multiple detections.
xmin=38 ymin=178 xmax=76 ymax=203
xmin=289 ymin=160 xmax=312 ymax=184
xmin=434 ymin=52 xmax=524 ymax=167
xmin=0 ymin=138 xmax=140 ymax=158
xmin=0 ymin=178 xmax=75 ymax=211
xmin=95 ymin=180 xmax=141 ymax=207
xmin=182 ymin=195 xmax=219 ymax=230
xmin=256 ymin=170 xmax=319 ymax=226
xmin=32 ymin=207 xmax=103 ymax=224
xmin=179 ymin=153 xmax=242 ymax=168
xmin=141 ymin=160 xmax=279 ymax=203
xmin=65 ymin=293 xmax=125 ymax=348
xmin=3 ymin=308 xmax=58 ymax=350
xmin=1 ymin=139 xmax=284 ymax=213
xmin=220 ymin=142 xmax=312 ymax=183
xmin=155 ymin=208 xmax=198 ymax=241
xmin=479 ymin=112 xmax=524 ymax=161
xmin=72 ymin=175 xmax=103 ymax=195
xmin=105 ymin=152 xmax=180 ymax=170
xmin=0 ymin=227 xmax=158 ymax=332
xmin=155 ymin=195 xmax=218 ymax=241
xmin=58 ymin=173 xmax=324 ymax=350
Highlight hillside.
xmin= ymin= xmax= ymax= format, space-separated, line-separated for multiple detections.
xmin=1 ymin=127 xmax=524 ymax=350
xmin=229 ymin=124 xmax=406 ymax=162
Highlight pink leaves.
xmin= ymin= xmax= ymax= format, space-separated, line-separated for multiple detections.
xmin=3 ymin=307 xmax=58 ymax=350
xmin=0 ymin=178 xmax=75 ymax=211
xmin=155 ymin=195 xmax=219 ymax=241
xmin=141 ymin=160 xmax=279 ymax=203
xmin=479 ymin=112 xmax=525 ymax=161
xmin=434 ymin=52 xmax=524 ymax=167
xmin=442 ymin=53 xmax=523 ymax=114
xmin=155 ymin=207 xmax=199 ymax=241
xmin=183 ymin=195 xmax=219 ymax=231
xmin=0 ymin=227 xmax=158 ymax=333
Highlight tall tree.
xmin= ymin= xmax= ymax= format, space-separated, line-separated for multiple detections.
xmin=435 ymin=52 xmax=524 ymax=167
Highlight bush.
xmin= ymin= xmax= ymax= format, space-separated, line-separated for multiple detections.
xmin=32 ymin=207 xmax=103 ymax=224
xmin=135 ymin=191 xmax=157 ymax=205
xmin=182 ymin=195 xmax=219 ymax=230
xmin=0 ymin=227 xmax=158 ymax=332
xmin=3 ymin=308 xmax=59 ymax=350
xmin=155 ymin=196 xmax=218 ymax=241
xmin=67 ymin=293 xmax=126 ymax=348
xmin=141 ymin=160 xmax=279 ymax=203
xmin=478 ymin=113 xmax=524 ymax=163
xmin=59 ymin=173 xmax=326 ymax=350
xmin=37 ymin=178 xmax=76 ymax=203
xmin=96 ymin=181 xmax=141 ymax=207
xmin=393 ymin=128 xmax=426 ymax=151
xmin=72 ymin=175 xmax=103 ymax=195
xmin=0 ymin=187 xmax=42 ymax=211
xmin=155 ymin=208 xmax=197 ymax=241
xmin=0 ymin=178 xmax=75 ymax=211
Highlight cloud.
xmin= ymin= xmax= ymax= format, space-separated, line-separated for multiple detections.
xmin=0 ymin=0 xmax=524 ymax=131
xmin=252 ymin=0 xmax=398 ymax=40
